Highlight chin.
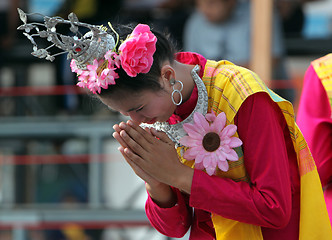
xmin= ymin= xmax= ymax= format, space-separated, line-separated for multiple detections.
xmin=145 ymin=118 xmax=157 ymax=124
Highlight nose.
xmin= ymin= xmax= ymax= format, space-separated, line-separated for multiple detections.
xmin=120 ymin=111 xmax=129 ymax=116
xmin=124 ymin=112 xmax=144 ymax=123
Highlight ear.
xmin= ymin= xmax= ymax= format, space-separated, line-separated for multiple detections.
xmin=161 ymin=64 xmax=175 ymax=85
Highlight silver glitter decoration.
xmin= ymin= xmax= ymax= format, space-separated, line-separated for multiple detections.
xmin=17 ymin=8 xmax=115 ymax=68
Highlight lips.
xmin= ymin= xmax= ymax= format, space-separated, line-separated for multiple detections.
xmin=145 ymin=118 xmax=157 ymax=124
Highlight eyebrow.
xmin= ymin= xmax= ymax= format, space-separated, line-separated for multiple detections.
xmin=107 ymin=106 xmax=117 ymax=112
xmin=126 ymin=105 xmax=142 ymax=112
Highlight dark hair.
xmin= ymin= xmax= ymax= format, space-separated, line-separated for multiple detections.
xmin=98 ymin=23 xmax=177 ymax=98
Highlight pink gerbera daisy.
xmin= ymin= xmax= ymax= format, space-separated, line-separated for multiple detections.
xmin=179 ymin=111 xmax=243 ymax=176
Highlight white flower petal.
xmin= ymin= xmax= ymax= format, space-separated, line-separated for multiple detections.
xmin=179 ymin=136 xmax=200 ymax=147
xmin=221 ymin=125 xmax=237 ymax=138
xmin=220 ymin=145 xmax=231 ymax=153
xmin=183 ymin=123 xmax=205 ymax=139
xmin=211 ymin=112 xmax=226 ymax=133
xmin=218 ymin=160 xmax=229 ymax=172
xmin=195 ymin=152 xmax=205 ymax=164
xmin=183 ymin=122 xmax=197 ymax=133
xmin=220 ymin=137 xmax=231 ymax=146
xmin=205 ymin=111 xmax=217 ymax=122
xmin=194 ymin=112 xmax=210 ymax=132
xmin=202 ymin=155 xmax=212 ymax=169
xmin=183 ymin=146 xmax=202 ymax=160
xmin=226 ymin=149 xmax=239 ymax=161
xmin=229 ymin=137 xmax=243 ymax=148
xmin=195 ymin=161 xmax=205 ymax=170
xmin=216 ymin=149 xmax=226 ymax=162
xmin=206 ymin=166 xmax=216 ymax=176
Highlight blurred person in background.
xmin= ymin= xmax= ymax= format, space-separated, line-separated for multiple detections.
xmin=276 ymin=0 xmax=321 ymax=38
xmin=121 ymin=0 xmax=194 ymax=49
xmin=183 ymin=0 xmax=294 ymax=102
xmin=296 ymin=53 xmax=332 ymax=223
xmin=150 ymin=0 xmax=194 ymax=49
xmin=0 ymin=0 xmax=19 ymax=51
xmin=277 ymin=0 xmax=307 ymax=38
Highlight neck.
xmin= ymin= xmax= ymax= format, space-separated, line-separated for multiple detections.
xmin=173 ymin=61 xmax=196 ymax=103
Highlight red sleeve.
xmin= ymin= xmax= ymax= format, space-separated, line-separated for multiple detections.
xmin=145 ymin=187 xmax=192 ymax=238
xmin=296 ymin=65 xmax=332 ymax=186
xmin=189 ymin=93 xmax=294 ymax=228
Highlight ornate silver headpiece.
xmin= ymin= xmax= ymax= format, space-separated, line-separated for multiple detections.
xmin=17 ymin=8 xmax=115 ymax=69
xmin=17 ymin=8 xmax=157 ymax=94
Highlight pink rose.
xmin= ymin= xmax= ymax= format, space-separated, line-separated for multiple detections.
xmin=119 ymin=24 xmax=157 ymax=77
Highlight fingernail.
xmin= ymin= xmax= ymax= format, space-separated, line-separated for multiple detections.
xmin=127 ymin=120 xmax=134 ymax=126
xmin=119 ymin=122 xmax=126 ymax=129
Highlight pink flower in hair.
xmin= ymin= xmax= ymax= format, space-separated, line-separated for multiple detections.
xmin=119 ymin=24 xmax=157 ymax=77
xmin=87 ymin=59 xmax=100 ymax=76
xmin=77 ymin=70 xmax=90 ymax=87
xmin=104 ymin=50 xmax=121 ymax=69
xmin=100 ymin=68 xmax=118 ymax=86
xmin=179 ymin=111 xmax=243 ymax=176
xmin=70 ymin=59 xmax=82 ymax=74
xmin=72 ymin=24 xmax=157 ymax=94
xmin=75 ymin=59 xmax=100 ymax=94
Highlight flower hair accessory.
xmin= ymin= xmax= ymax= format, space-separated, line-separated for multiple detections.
xmin=119 ymin=24 xmax=157 ymax=77
xmin=179 ymin=111 xmax=243 ymax=176
xmin=71 ymin=24 xmax=157 ymax=93
xmin=17 ymin=9 xmax=157 ymax=94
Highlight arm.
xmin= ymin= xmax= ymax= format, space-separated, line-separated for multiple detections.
xmin=296 ymin=65 xmax=332 ymax=186
xmin=190 ymin=93 xmax=294 ymax=228
xmin=145 ymin=187 xmax=193 ymax=238
xmin=141 ymin=128 xmax=193 ymax=238
xmin=113 ymin=123 xmax=194 ymax=237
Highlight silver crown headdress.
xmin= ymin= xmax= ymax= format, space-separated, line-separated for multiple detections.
xmin=17 ymin=8 xmax=158 ymax=94
xmin=17 ymin=8 xmax=115 ymax=69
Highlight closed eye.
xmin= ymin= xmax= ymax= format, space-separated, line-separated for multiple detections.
xmin=136 ymin=106 xmax=144 ymax=112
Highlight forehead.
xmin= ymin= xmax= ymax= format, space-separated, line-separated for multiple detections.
xmin=100 ymin=89 xmax=160 ymax=112
xmin=101 ymin=91 xmax=142 ymax=110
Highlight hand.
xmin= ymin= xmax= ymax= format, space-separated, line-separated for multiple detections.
xmin=113 ymin=122 xmax=160 ymax=186
xmin=113 ymin=122 xmax=178 ymax=206
xmin=113 ymin=120 xmax=194 ymax=193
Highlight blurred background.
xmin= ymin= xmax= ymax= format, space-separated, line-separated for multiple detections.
xmin=0 ymin=0 xmax=331 ymax=239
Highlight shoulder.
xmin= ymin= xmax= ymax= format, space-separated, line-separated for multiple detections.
xmin=241 ymin=92 xmax=280 ymax=113
xmin=312 ymin=53 xmax=332 ymax=79
xmin=204 ymin=60 xmax=254 ymax=82
xmin=236 ymin=93 xmax=286 ymax=137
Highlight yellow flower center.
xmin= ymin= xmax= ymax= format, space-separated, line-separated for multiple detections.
xmin=202 ymin=132 xmax=220 ymax=152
